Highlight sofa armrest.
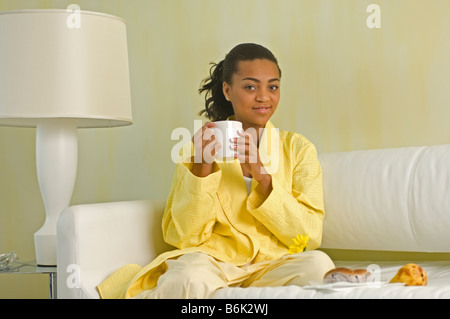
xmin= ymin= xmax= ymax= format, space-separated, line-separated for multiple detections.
xmin=56 ymin=199 xmax=173 ymax=299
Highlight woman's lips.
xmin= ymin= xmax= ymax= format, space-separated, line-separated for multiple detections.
xmin=253 ymin=106 xmax=271 ymax=114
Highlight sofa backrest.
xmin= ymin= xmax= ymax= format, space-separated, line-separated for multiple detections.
xmin=318 ymin=144 xmax=450 ymax=253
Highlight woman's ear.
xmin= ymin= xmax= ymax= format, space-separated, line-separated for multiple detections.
xmin=223 ymin=82 xmax=231 ymax=101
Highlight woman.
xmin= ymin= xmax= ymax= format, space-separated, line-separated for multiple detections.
xmin=97 ymin=43 xmax=335 ymax=299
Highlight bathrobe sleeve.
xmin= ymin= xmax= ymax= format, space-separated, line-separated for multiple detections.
xmin=247 ymin=138 xmax=325 ymax=250
xmin=161 ymin=160 xmax=222 ymax=249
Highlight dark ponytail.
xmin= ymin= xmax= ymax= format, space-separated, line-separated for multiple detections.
xmin=199 ymin=43 xmax=281 ymax=121
xmin=198 ymin=61 xmax=234 ymax=121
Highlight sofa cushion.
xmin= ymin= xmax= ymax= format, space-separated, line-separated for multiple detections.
xmin=318 ymin=145 xmax=450 ymax=252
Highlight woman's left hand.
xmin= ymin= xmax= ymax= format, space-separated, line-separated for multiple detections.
xmin=234 ymin=130 xmax=272 ymax=197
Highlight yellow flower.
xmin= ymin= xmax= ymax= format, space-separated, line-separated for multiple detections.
xmin=288 ymin=233 xmax=309 ymax=255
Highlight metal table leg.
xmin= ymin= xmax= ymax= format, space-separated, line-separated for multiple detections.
xmin=49 ymin=272 xmax=57 ymax=299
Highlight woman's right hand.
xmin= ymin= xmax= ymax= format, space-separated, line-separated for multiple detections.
xmin=191 ymin=122 xmax=221 ymax=177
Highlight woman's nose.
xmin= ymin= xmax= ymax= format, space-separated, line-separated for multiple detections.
xmin=256 ymin=89 xmax=270 ymax=102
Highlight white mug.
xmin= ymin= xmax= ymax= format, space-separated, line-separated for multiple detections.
xmin=212 ymin=120 xmax=243 ymax=160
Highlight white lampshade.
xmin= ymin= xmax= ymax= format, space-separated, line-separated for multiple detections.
xmin=0 ymin=9 xmax=132 ymax=127
xmin=0 ymin=9 xmax=133 ymax=267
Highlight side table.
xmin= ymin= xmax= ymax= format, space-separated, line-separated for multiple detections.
xmin=0 ymin=260 xmax=57 ymax=299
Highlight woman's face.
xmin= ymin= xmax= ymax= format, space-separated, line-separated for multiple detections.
xmin=222 ymin=59 xmax=281 ymax=130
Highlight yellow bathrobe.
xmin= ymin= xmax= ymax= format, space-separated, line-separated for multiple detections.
xmin=97 ymin=120 xmax=325 ymax=299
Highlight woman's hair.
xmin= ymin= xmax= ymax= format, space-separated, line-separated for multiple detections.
xmin=198 ymin=43 xmax=282 ymax=121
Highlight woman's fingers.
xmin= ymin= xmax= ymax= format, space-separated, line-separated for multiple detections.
xmin=192 ymin=122 xmax=222 ymax=163
xmin=193 ymin=122 xmax=213 ymax=143
xmin=234 ymin=136 xmax=258 ymax=163
xmin=193 ymin=123 xmax=217 ymax=149
xmin=203 ymin=138 xmax=221 ymax=163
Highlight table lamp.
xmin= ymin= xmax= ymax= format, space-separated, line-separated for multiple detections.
xmin=0 ymin=9 xmax=133 ymax=266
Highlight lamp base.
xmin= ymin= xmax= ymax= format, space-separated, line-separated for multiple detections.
xmin=34 ymin=232 xmax=57 ymax=267
xmin=35 ymin=119 xmax=78 ymax=266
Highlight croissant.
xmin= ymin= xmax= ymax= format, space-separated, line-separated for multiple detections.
xmin=389 ymin=263 xmax=427 ymax=286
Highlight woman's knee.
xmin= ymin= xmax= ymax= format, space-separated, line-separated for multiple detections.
xmin=305 ymin=250 xmax=335 ymax=269
xmin=275 ymin=250 xmax=335 ymax=286
xmin=293 ymin=250 xmax=335 ymax=282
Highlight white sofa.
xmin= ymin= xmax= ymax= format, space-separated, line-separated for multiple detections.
xmin=56 ymin=144 xmax=450 ymax=299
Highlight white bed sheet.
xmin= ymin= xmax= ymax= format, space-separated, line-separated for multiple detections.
xmin=212 ymin=261 xmax=450 ymax=299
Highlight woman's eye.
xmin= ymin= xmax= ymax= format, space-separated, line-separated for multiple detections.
xmin=270 ymin=85 xmax=279 ymax=91
xmin=245 ymin=85 xmax=256 ymax=90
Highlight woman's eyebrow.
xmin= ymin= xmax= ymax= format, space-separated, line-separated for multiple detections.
xmin=241 ymin=77 xmax=280 ymax=83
